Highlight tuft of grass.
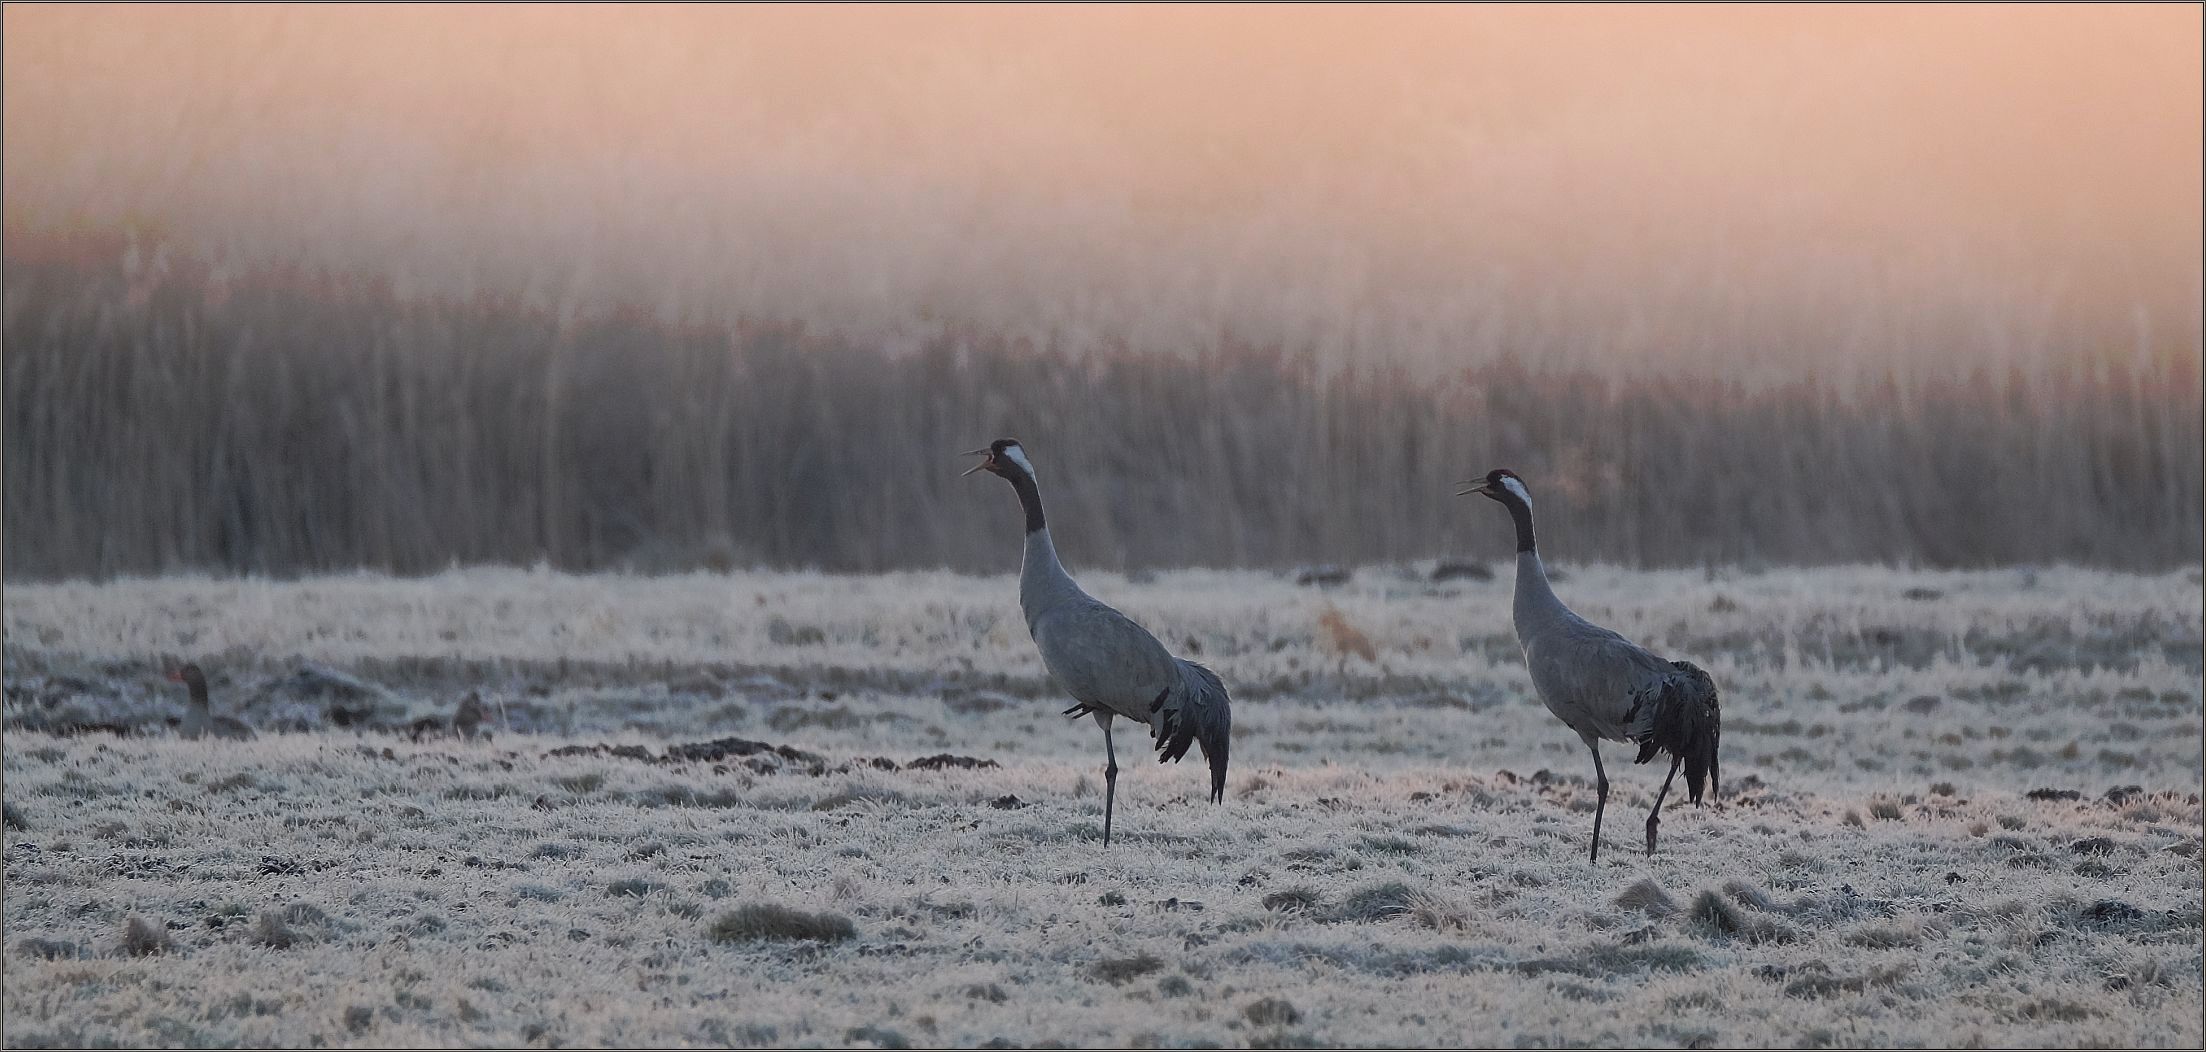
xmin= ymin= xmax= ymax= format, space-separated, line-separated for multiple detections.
xmin=1090 ymin=953 xmax=1165 ymax=985
xmin=121 ymin=916 xmax=171 ymax=957
xmin=1615 ymin=879 xmax=1678 ymax=917
xmin=1842 ymin=921 xmax=1922 ymax=949
xmin=707 ymin=904 xmax=855 ymax=944
xmin=1262 ymin=887 xmax=1322 ymax=913
xmin=844 ymin=1024 xmax=910 ymax=1049
xmin=553 ymin=772 xmax=605 ymax=794
xmin=1321 ymin=881 xmax=1418 ymax=924
xmin=1316 ymin=605 xmax=1377 ymax=663
xmin=253 ymin=913 xmax=302 ymax=949
xmin=1404 ymin=889 xmax=1470 ymax=932
xmin=15 ymin=937 xmax=84 ymax=961
xmin=965 ymin=983 xmax=1008 ymax=1003
xmin=1869 ymin=799 xmax=1904 ymax=821
xmin=810 ymin=786 xmax=906 ymax=812
xmin=1244 ymin=997 xmax=1303 ymax=1027
xmin=1689 ymin=890 xmax=1797 ymax=944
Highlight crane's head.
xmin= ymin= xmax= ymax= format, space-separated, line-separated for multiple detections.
xmin=961 ymin=438 xmax=1035 ymax=482
xmin=1457 ymin=468 xmax=1530 ymax=506
xmin=166 ymin=663 xmax=207 ymax=691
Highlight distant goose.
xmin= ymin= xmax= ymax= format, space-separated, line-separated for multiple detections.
xmin=966 ymin=438 xmax=1231 ymax=845
xmin=1460 ymin=468 xmax=1720 ymax=862
xmin=167 ymin=663 xmax=255 ymax=741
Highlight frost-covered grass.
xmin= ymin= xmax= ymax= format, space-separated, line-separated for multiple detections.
xmin=3 ymin=565 xmax=2201 ymax=1046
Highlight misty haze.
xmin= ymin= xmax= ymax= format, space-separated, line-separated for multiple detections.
xmin=3 ymin=5 xmax=2200 ymax=1049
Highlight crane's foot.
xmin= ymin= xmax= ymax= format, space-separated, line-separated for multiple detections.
xmin=1645 ymin=813 xmax=1660 ymax=856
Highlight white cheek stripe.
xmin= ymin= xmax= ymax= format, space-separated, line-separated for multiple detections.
xmin=1500 ymin=476 xmax=1531 ymax=505
xmin=1002 ymin=444 xmax=1036 ymax=478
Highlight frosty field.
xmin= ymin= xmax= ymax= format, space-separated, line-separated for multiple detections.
xmin=3 ymin=563 xmax=2201 ymax=1047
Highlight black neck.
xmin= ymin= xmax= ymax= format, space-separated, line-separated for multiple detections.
xmin=188 ymin=680 xmax=209 ymax=709
xmin=1007 ymin=470 xmax=1045 ymax=534
xmin=1503 ymin=495 xmax=1536 ymax=553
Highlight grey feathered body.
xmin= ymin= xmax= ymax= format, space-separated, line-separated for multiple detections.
xmin=1513 ymin=548 xmax=1720 ymax=804
xmin=1512 ymin=551 xmax=1671 ymax=743
xmin=1022 ymin=527 xmax=1231 ymax=799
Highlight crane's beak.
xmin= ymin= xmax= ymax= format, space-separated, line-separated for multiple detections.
xmin=1456 ymin=480 xmax=1492 ymax=498
xmin=165 ymin=668 xmax=184 ymax=682
xmin=960 ymin=449 xmax=992 ymax=477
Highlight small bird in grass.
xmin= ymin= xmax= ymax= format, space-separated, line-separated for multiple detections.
xmin=1459 ymin=468 xmax=1721 ymax=862
xmin=965 ymin=438 xmax=1232 ymax=846
xmin=166 ymin=663 xmax=256 ymax=741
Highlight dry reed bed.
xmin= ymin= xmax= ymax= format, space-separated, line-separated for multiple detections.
xmin=6 ymin=260 xmax=2200 ymax=580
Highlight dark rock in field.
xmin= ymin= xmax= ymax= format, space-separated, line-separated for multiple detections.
xmin=988 ymin=794 xmax=1027 ymax=810
xmin=2070 ymin=836 xmax=2117 ymax=856
xmin=1293 ymin=565 xmax=1352 ymax=588
xmin=1902 ymin=587 xmax=1944 ymax=601
xmin=2077 ymin=899 xmax=2146 ymax=930
xmin=844 ymin=1025 xmax=911 ymax=1050
xmin=708 ymin=903 xmax=855 ymax=944
xmin=1089 ymin=952 xmax=1165 ymax=984
xmin=2026 ymin=787 xmax=2082 ymax=802
xmin=543 ymin=742 xmax=654 ymax=763
xmin=907 ymin=753 xmax=1000 ymax=771
xmin=2103 ymin=785 xmax=2146 ymax=806
xmin=15 ymin=937 xmax=86 ymax=961
xmin=1945 ymin=871 xmax=1966 ymax=885
xmin=1430 ymin=560 xmax=1494 ymax=583
xmin=665 ymin=737 xmax=824 ymax=768
xmin=2 ymin=802 xmax=26 ymax=831
xmin=1902 ymin=695 xmax=1941 ymax=714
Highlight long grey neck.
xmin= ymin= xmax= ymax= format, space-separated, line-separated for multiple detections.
xmin=187 ymin=679 xmax=210 ymax=712
xmin=1009 ymin=471 xmax=1083 ymax=621
xmin=1504 ymin=492 xmax=1536 ymax=553
xmin=1512 ymin=549 xmax=1569 ymax=638
xmin=1020 ymin=526 xmax=1084 ymax=623
xmin=1509 ymin=493 xmax=1569 ymax=639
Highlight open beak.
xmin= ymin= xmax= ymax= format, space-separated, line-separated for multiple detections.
xmin=960 ymin=449 xmax=992 ymax=477
xmin=1456 ymin=480 xmax=1492 ymax=498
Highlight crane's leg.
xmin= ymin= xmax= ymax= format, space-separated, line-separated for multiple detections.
xmin=1095 ymin=712 xmax=1120 ymax=847
xmin=1583 ymin=732 xmax=1609 ymax=864
xmin=1646 ymin=756 xmax=1682 ymax=856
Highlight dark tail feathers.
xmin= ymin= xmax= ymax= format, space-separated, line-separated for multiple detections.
xmin=1155 ymin=659 xmax=1232 ymax=804
xmin=1631 ymin=660 xmax=1721 ymax=804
